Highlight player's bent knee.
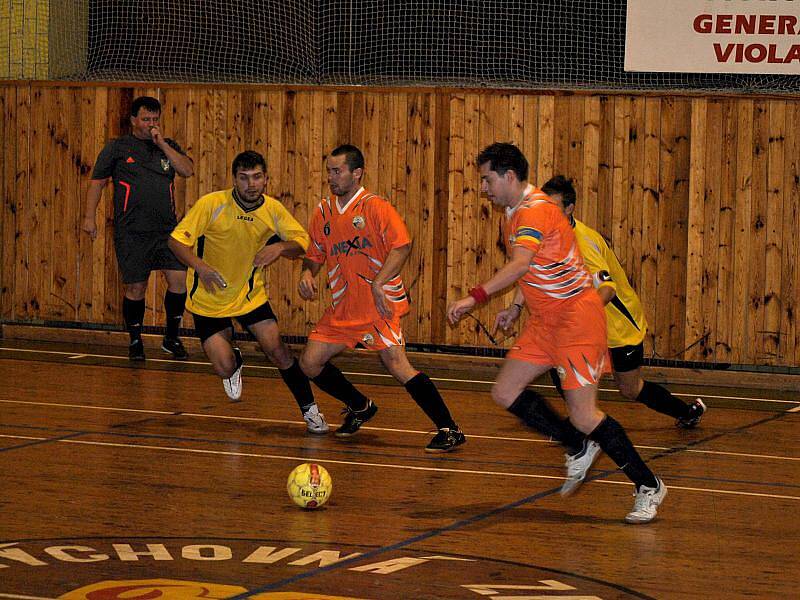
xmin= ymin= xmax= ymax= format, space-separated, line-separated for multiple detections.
xmin=491 ymin=384 xmax=517 ymax=408
xmin=299 ymin=354 xmax=323 ymax=379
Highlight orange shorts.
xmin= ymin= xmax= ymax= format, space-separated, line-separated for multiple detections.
xmin=309 ymin=312 xmax=405 ymax=351
xmin=507 ymin=291 xmax=609 ymax=390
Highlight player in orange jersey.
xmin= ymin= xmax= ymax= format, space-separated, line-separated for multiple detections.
xmin=298 ymin=144 xmax=465 ymax=452
xmin=447 ymin=143 xmax=665 ymax=523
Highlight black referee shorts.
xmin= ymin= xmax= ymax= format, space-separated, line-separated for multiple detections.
xmin=609 ymin=342 xmax=644 ymax=373
xmin=191 ymin=301 xmax=278 ymax=344
xmin=114 ymin=231 xmax=186 ymax=284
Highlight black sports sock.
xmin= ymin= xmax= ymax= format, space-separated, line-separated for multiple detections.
xmin=548 ymin=368 xmax=565 ymax=399
xmin=280 ymin=358 xmax=315 ymax=412
xmin=404 ymin=372 xmax=457 ymax=430
xmin=164 ymin=291 xmax=186 ymax=339
xmin=311 ymin=362 xmax=370 ymax=411
xmin=508 ymin=390 xmax=585 ymax=454
xmin=637 ymin=381 xmax=690 ymax=419
xmin=589 ymin=415 xmax=658 ymax=489
xmin=122 ymin=297 xmax=145 ymax=343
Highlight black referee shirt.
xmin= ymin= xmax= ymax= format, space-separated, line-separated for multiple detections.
xmin=91 ymin=134 xmax=186 ymax=233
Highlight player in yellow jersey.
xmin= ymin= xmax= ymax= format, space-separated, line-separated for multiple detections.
xmin=168 ymin=151 xmax=328 ymax=434
xmin=541 ymin=176 xmax=706 ymax=428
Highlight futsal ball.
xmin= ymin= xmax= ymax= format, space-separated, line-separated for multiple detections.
xmin=286 ymin=463 xmax=332 ymax=509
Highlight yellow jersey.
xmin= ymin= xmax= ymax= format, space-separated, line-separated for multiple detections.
xmin=171 ymin=189 xmax=310 ymax=318
xmin=573 ymin=218 xmax=647 ymax=347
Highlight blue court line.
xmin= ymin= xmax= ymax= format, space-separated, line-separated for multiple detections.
xmin=227 ymin=481 xmax=657 ymax=600
xmin=228 ymin=408 xmax=794 ymax=598
xmin=0 ymin=430 xmax=87 ymax=453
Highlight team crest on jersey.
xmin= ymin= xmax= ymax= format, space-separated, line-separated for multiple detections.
xmin=361 ymin=333 xmax=374 ymax=346
xmin=352 ymin=215 xmax=366 ymax=230
xmin=556 ymin=365 xmax=567 ymax=380
xmin=324 ymin=222 xmax=331 ymax=236
xmin=161 ymin=158 xmax=171 ymax=171
xmin=509 ymin=234 xmax=517 ymax=244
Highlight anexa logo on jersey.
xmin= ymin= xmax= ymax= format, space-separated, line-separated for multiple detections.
xmin=330 ymin=236 xmax=373 ymax=256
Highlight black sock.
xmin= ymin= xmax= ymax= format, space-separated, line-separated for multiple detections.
xmin=164 ymin=291 xmax=186 ymax=339
xmin=122 ymin=297 xmax=145 ymax=343
xmin=637 ymin=381 xmax=690 ymax=419
xmin=548 ymin=368 xmax=565 ymax=399
xmin=311 ymin=362 xmax=370 ymax=411
xmin=280 ymin=358 xmax=315 ymax=412
xmin=589 ymin=415 xmax=658 ymax=489
xmin=508 ymin=390 xmax=585 ymax=454
xmin=404 ymin=372 xmax=457 ymax=430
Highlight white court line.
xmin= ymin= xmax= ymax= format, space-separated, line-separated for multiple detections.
xmin=2 ymin=398 xmax=799 ymax=463
xmin=0 ymin=593 xmax=57 ymax=600
xmin=2 ymin=346 xmax=799 ymax=406
xmin=2 ymin=434 xmax=797 ymax=502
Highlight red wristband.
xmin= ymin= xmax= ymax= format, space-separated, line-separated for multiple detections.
xmin=468 ymin=285 xmax=489 ymax=304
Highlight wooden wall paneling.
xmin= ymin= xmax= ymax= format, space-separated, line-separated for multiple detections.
xmin=457 ymin=93 xmax=480 ymax=346
xmin=749 ymin=100 xmax=769 ymax=363
xmin=611 ymin=96 xmax=631 ymax=289
xmin=567 ymin=96 xmax=585 ymax=205
xmin=431 ymin=92 xmax=451 ymax=344
xmin=700 ymin=99 xmax=722 ymax=362
xmin=639 ymin=97 xmax=661 ymax=353
xmin=13 ymin=86 xmax=30 ymax=320
xmin=685 ymin=98 xmax=708 ymax=361
xmin=596 ymin=96 xmax=615 ymax=239
xmin=77 ymin=87 xmax=98 ymax=322
xmin=625 ymin=97 xmax=645 ymax=300
xmin=0 ymin=87 xmax=15 ymax=320
xmin=654 ymin=97 xmax=684 ymax=359
xmin=28 ymin=86 xmax=48 ymax=320
xmin=182 ymin=88 xmax=201 ymax=211
xmin=535 ymin=96 xmax=554 ymax=185
xmin=780 ymin=102 xmax=800 ymax=364
xmin=49 ymin=86 xmax=80 ymax=320
xmin=415 ymin=92 xmax=437 ymax=343
xmin=276 ymin=90 xmax=299 ymax=334
xmin=552 ymin=96 xmax=571 ymax=184
xmin=731 ymin=99 xmax=754 ymax=364
xmin=446 ymin=93 xmax=465 ymax=346
xmin=581 ymin=96 xmax=601 ymax=230
xmin=713 ymin=99 xmax=739 ymax=363
xmin=764 ymin=100 xmax=786 ymax=362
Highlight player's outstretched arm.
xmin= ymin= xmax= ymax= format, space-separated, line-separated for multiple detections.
xmin=253 ymin=240 xmax=305 ymax=268
xmin=371 ymin=243 xmax=411 ymax=318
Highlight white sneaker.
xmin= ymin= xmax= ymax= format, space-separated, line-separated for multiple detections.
xmin=625 ymin=477 xmax=667 ymax=524
xmin=560 ymin=439 xmax=602 ymax=497
xmin=222 ymin=348 xmax=243 ymax=401
xmin=303 ymin=404 xmax=330 ymax=434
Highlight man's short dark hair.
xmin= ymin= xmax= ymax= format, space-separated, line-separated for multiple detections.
xmin=131 ymin=96 xmax=161 ymax=117
xmin=541 ymin=175 xmax=577 ymax=207
xmin=331 ymin=144 xmax=365 ymax=172
xmin=232 ymin=150 xmax=267 ymax=176
xmin=476 ymin=143 xmax=528 ymax=182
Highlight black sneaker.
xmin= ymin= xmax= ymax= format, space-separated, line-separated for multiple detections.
xmin=128 ymin=339 xmax=145 ymax=361
xmin=335 ymin=401 xmax=378 ymax=437
xmin=676 ymin=398 xmax=707 ymax=429
xmin=425 ymin=428 xmax=466 ymax=453
xmin=162 ymin=336 xmax=189 ymax=360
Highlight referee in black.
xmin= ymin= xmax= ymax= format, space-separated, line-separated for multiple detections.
xmin=83 ymin=96 xmax=194 ymax=361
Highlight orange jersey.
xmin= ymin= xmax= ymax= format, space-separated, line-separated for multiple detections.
xmin=306 ymin=187 xmax=411 ymax=327
xmin=504 ymin=185 xmax=593 ymax=315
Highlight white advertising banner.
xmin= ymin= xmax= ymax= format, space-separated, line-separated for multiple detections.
xmin=625 ymin=0 xmax=800 ymax=74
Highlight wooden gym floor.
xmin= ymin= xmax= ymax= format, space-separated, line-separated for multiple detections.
xmin=0 ymin=335 xmax=798 ymax=599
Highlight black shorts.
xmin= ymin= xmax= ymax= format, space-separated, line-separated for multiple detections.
xmin=191 ymin=301 xmax=278 ymax=344
xmin=114 ymin=231 xmax=186 ymax=284
xmin=609 ymin=342 xmax=644 ymax=373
